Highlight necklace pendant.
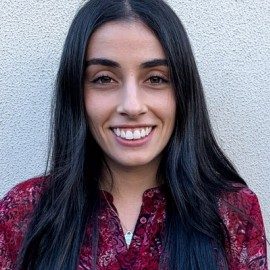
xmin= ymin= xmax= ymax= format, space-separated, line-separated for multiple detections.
xmin=124 ymin=231 xmax=133 ymax=246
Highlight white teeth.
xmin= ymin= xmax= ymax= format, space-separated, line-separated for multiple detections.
xmin=141 ymin=129 xmax=146 ymax=137
xmin=121 ymin=130 xmax=125 ymax=138
xmin=133 ymin=130 xmax=141 ymax=139
xmin=112 ymin=127 xmax=153 ymax=140
xmin=116 ymin=128 xmax=121 ymax=136
xmin=125 ymin=130 xmax=134 ymax=140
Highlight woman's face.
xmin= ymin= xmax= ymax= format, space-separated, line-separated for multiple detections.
xmin=84 ymin=20 xmax=176 ymax=170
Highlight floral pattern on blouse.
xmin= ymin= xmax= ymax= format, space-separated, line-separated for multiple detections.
xmin=0 ymin=177 xmax=268 ymax=269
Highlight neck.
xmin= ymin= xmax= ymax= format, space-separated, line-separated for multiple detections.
xmin=100 ymin=158 xmax=161 ymax=200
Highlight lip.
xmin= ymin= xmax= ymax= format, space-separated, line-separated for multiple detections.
xmin=110 ymin=125 xmax=156 ymax=129
xmin=111 ymin=127 xmax=156 ymax=147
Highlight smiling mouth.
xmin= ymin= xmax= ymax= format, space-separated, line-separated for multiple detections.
xmin=111 ymin=126 xmax=155 ymax=140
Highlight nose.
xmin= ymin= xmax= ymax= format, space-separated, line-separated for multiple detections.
xmin=116 ymin=79 xmax=147 ymax=118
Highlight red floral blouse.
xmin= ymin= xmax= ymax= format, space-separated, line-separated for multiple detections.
xmin=0 ymin=177 xmax=267 ymax=269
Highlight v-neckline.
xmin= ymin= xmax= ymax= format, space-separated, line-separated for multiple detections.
xmin=100 ymin=185 xmax=166 ymax=251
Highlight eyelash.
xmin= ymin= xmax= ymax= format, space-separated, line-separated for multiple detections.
xmin=90 ymin=74 xmax=169 ymax=85
xmin=91 ymin=74 xmax=114 ymax=84
xmin=147 ymin=74 xmax=169 ymax=84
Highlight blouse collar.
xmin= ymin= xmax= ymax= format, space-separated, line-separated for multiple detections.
xmin=99 ymin=184 xmax=166 ymax=205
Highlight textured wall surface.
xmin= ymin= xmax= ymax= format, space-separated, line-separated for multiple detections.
xmin=0 ymin=0 xmax=269 ymax=254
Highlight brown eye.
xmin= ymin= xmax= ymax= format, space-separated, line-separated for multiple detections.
xmin=148 ymin=75 xmax=169 ymax=84
xmin=92 ymin=75 xmax=114 ymax=84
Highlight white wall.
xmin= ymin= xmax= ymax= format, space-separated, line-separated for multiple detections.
xmin=1 ymin=0 xmax=269 ymax=252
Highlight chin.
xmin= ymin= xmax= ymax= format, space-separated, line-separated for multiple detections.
xmin=120 ymin=161 xmax=151 ymax=168
xmin=111 ymin=154 xmax=159 ymax=169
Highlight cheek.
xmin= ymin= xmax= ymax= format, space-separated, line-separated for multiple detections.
xmin=154 ymin=93 xmax=176 ymax=125
xmin=84 ymin=93 xmax=114 ymax=137
xmin=165 ymin=92 xmax=176 ymax=120
xmin=84 ymin=95 xmax=103 ymax=134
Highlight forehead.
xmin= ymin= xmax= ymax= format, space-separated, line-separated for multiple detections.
xmin=85 ymin=20 xmax=166 ymax=61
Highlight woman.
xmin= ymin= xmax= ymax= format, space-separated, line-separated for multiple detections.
xmin=0 ymin=0 xmax=267 ymax=269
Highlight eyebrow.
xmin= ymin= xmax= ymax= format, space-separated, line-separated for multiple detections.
xmin=141 ymin=59 xmax=168 ymax=68
xmin=84 ymin=58 xmax=168 ymax=69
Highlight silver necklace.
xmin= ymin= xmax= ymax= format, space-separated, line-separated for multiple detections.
xmin=102 ymin=190 xmax=134 ymax=247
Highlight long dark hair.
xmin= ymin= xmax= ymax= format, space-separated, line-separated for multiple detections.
xmin=18 ymin=0 xmax=246 ymax=269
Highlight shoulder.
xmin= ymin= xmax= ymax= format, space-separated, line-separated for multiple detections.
xmin=220 ymin=184 xmax=257 ymax=206
xmin=218 ymin=185 xmax=267 ymax=269
xmin=0 ymin=176 xmax=47 ymax=269
xmin=1 ymin=176 xmax=47 ymax=216
xmin=218 ymin=185 xmax=264 ymax=227
xmin=0 ymin=176 xmax=47 ymax=230
xmin=2 ymin=176 xmax=47 ymax=197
